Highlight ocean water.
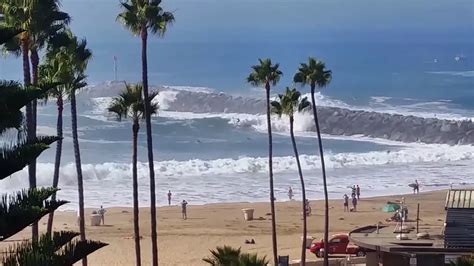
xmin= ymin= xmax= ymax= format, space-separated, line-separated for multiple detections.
xmin=1 ymin=0 xmax=474 ymax=208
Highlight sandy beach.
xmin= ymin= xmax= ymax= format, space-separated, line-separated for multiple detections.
xmin=2 ymin=190 xmax=448 ymax=265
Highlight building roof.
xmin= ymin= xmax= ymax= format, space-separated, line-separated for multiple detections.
xmin=445 ymin=189 xmax=474 ymax=209
xmin=444 ymin=208 xmax=474 ymax=249
xmin=349 ymin=225 xmax=472 ymax=255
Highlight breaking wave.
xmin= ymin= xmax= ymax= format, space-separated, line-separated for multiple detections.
xmin=79 ymin=81 xmax=474 ymax=145
xmin=3 ymin=143 xmax=473 ymax=189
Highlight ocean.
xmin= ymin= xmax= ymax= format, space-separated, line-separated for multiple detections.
xmin=1 ymin=0 xmax=473 ymax=209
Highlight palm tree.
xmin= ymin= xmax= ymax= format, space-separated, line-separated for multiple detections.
xmin=247 ymin=58 xmax=282 ymax=266
xmin=293 ymin=57 xmax=332 ymax=266
xmin=39 ymin=54 xmax=66 ymax=235
xmin=108 ymin=83 xmax=158 ymax=266
xmin=117 ymin=1 xmax=174 ymax=264
xmin=0 ymin=0 xmax=70 ymax=241
xmin=203 ymin=246 xmax=268 ymax=266
xmin=47 ymin=30 xmax=92 ymax=266
xmin=271 ymin=87 xmax=310 ymax=265
xmin=0 ymin=26 xmax=107 ymax=266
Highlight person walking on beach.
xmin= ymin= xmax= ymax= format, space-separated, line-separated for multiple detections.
xmin=98 ymin=205 xmax=106 ymax=225
xmin=356 ymin=185 xmax=360 ymax=200
xmin=167 ymin=190 xmax=172 ymax=206
xmin=351 ymin=195 xmax=358 ymax=212
xmin=288 ymin=186 xmax=294 ymax=200
xmin=414 ymin=180 xmax=420 ymax=194
xmin=343 ymin=194 xmax=349 ymax=212
xmin=351 ymin=185 xmax=356 ymax=198
xmin=181 ymin=200 xmax=188 ymax=220
xmin=305 ymin=199 xmax=312 ymax=216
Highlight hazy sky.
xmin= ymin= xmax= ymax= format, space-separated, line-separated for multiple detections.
xmin=64 ymin=0 xmax=474 ymax=43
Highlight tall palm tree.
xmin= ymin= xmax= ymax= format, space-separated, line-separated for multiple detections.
xmin=271 ymin=88 xmax=310 ymax=265
xmin=47 ymin=30 xmax=92 ymax=266
xmin=0 ymin=0 xmax=70 ymax=241
xmin=39 ymin=54 xmax=66 ymax=235
xmin=108 ymin=83 xmax=158 ymax=266
xmin=247 ymin=58 xmax=283 ymax=266
xmin=117 ymin=1 xmax=174 ymax=264
xmin=294 ymin=57 xmax=332 ymax=266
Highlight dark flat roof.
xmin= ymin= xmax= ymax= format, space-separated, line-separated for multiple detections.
xmin=349 ymin=225 xmax=472 ymax=255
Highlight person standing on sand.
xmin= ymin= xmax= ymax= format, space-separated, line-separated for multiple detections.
xmin=167 ymin=190 xmax=172 ymax=206
xmin=305 ymin=199 xmax=312 ymax=216
xmin=343 ymin=194 xmax=349 ymax=212
xmin=98 ymin=205 xmax=106 ymax=225
xmin=181 ymin=200 xmax=188 ymax=220
xmin=356 ymin=185 xmax=360 ymax=200
xmin=351 ymin=185 xmax=356 ymax=198
xmin=288 ymin=186 xmax=294 ymax=200
xmin=351 ymin=195 xmax=357 ymax=212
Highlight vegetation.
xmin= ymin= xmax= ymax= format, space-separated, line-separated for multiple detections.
xmin=271 ymin=88 xmax=310 ymax=265
xmin=247 ymin=58 xmax=283 ymax=266
xmin=0 ymin=0 xmax=70 ymax=240
xmin=108 ymin=83 xmax=159 ymax=266
xmin=203 ymin=246 xmax=268 ymax=266
xmin=294 ymin=57 xmax=332 ymax=266
xmin=39 ymin=49 xmax=66 ymax=235
xmin=0 ymin=26 xmax=106 ymax=266
xmin=449 ymin=256 xmax=474 ymax=266
xmin=117 ymin=1 xmax=174 ymax=264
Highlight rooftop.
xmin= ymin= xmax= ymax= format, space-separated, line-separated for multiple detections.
xmin=349 ymin=225 xmax=472 ymax=255
xmin=445 ymin=189 xmax=474 ymax=209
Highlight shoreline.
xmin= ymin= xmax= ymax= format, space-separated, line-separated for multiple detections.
xmin=2 ymin=190 xmax=450 ymax=265
xmin=57 ymin=186 xmax=462 ymax=211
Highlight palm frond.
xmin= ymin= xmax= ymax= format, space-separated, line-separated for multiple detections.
xmin=58 ymin=239 xmax=108 ymax=265
xmin=294 ymin=57 xmax=332 ymax=91
xmin=2 ymin=232 xmax=106 ymax=266
xmin=0 ymin=136 xmax=60 ymax=179
xmin=0 ymin=188 xmax=68 ymax=241
xmin=246 ymin=58 xmax=282 ymax=89
xmin=238 ymin=253 xmax=268 ymax=266
xmin=0 ymin=27 xmax=23 ymax=45
xmin=203 ymin=246 xmax=241 ymax=265
xmin=270 ymin=87 xmax=308 ymax=119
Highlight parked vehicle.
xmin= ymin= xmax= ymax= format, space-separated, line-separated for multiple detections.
xmin=309 ymin=234 xmax=366 ymax=258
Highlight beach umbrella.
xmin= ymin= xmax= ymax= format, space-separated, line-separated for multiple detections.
xmin=382 ymin=203 xmax=400 ymax=213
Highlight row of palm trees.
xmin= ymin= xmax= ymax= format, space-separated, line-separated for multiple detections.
xmin=3 ymin=0 xmax=332 ymax=265
xmin=247 ymin=58 xmax=332 ymax=266
xmin=5 ymin=0 xmax=175 ymax=265
xmin=1 ymin=0 xmax=93 ymax=265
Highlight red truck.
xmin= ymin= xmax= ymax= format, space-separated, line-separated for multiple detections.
xmin=309 ymin=234 xmax=366 ymax=258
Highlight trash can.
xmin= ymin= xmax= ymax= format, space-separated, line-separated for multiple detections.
xmin=241 ymin=208 xmax=254 ymax=221
xmin=90 ymin=214 xmax=101 ymax=226
xmin=301 ymin=235 xmax=314 ymax=248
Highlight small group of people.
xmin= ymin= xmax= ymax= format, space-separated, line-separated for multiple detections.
xmin=343 ymin=185 xmax=361 ymax=212
xmin=167 ymin=190 xmax=188 ymax=220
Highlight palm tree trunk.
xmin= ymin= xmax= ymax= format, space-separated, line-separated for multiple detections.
xmin=310 ymin=86 xmax=329 ymax=266
xmin=290 ymin=117 xmax=307 ymax=266
xmin=30 ymin=48 xmax=39 ymax=133
xmin=132 ymin=120 xmax=142 ymax=266
xmin=141 ymin=27 xmax=159 ymax=266
xmin=30 ymin=48 xmax=39 ymax=241
xmin=21 ymin=36 xmax=38 ymax=242
xmin=47 ymin=95 xmax=63 ymax=235
xmin=265 ymin=84 xmax=278 ymax=266
xmin=71 ymin=91 xmax=88 ymax=266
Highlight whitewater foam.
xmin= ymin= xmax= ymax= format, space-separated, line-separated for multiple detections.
xmin=4 ymin=145 xmax=474 ymax=208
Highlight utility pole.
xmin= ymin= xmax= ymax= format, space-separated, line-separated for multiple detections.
xmin=113 ymin=55 xmax=118 ymax=81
